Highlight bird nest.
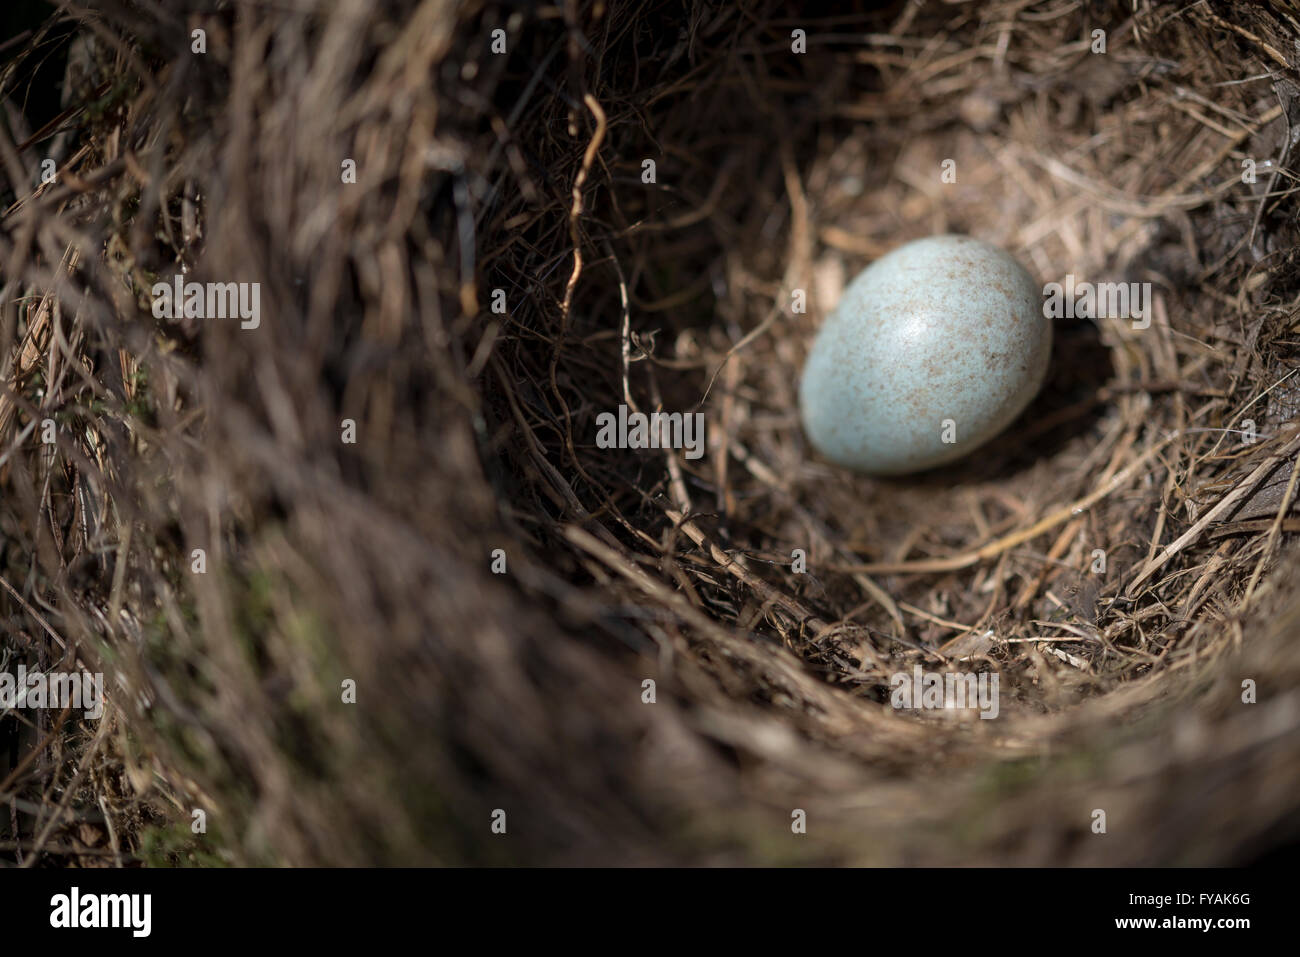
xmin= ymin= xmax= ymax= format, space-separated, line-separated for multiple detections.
xmin=2 ymin=0 xmax=1300 ymax=865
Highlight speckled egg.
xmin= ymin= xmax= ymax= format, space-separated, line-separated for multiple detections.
xmin=799 ymin=234 xmax=1050 ymax=475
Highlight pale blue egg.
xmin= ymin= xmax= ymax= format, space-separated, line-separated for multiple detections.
xmin=799 ymin=235 xmax=1050 ymax=475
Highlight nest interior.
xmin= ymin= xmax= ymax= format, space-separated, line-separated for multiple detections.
xmin=3 ymin=0 xmax=1300 ymax=865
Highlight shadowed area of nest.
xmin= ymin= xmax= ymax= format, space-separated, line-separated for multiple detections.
xmin=1 ymin=0 xmax=1300 ymax=866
